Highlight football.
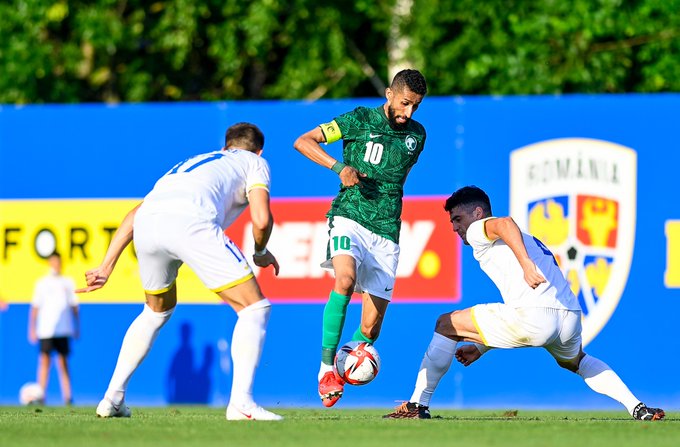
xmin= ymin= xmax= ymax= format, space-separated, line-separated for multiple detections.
xmin=334 ymin=341 xmax=381 ymax=385
xmin=19 ymin=382 xmax=44 ymax=405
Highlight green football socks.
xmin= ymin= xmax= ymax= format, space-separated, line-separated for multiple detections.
xmin=351 ymin=327 xmax=375 ymax=344
xmin=321 ymin=290 xmax=351 ymax=365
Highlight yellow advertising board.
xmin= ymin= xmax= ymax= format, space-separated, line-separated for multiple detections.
xmin=1 ymin=197 xmax=461 ymax=304
xmin=0 ymin=200 xmax=220 ymax=304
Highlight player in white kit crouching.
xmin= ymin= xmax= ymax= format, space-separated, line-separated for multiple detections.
xmin=385 ymin=186 xmax=664 ymax=421
xmin=78 ymin=123 xmax=282 ymax=421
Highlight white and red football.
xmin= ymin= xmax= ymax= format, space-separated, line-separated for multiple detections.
xmin=334 ymin=341 xmax=381 ymax=385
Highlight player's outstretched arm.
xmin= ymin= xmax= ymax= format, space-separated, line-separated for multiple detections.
xmin=484 ymin=216 xmax=546 ymax=289
xmin=76 ymin=202 xmax=142 ymax=293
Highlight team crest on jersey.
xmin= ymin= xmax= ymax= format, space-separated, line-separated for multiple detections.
xmin=405 ymin=135 xmax=417 ymax=153
xmin=510 ymin=138 xmax=637 ymax=346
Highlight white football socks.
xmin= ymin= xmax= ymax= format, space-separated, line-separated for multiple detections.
xmin=409 ymin=332 xmax=458 ymax=407
xmin=577 ymin=354 xmax=641 ymax=415
xmin=229 ymin=299 xmax=271 ymax=410
xmin=105 ymin=304 xmax=174 ymax=405
xmin=318 ymin=362 xmax=334 ymax=381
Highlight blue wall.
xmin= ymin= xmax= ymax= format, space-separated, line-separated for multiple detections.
xmin=1 ymin=95 xmax=679 ymax=410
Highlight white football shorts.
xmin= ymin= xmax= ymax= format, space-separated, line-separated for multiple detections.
xmin=134 ymin=212 xmax=254 ymax=295
xmin=320 ymin=216 xmax=400 ymax=301
xmin=471 ymin=304 xmax=582 ymax=361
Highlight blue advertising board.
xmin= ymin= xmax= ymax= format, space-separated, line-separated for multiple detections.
xmin=1 ymin=94 xmax=678 ymax=410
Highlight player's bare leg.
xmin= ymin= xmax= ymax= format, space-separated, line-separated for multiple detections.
xmin=437 ymin=308 xmax=485 ymax=344
xmin=218 ymin=278 xmax=282 ymax=421
xmin=353 ymin=292 xmax=388 ymax=342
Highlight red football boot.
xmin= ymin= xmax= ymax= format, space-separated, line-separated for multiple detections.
xmin=318 ymin=370 xmax=345 ymax=407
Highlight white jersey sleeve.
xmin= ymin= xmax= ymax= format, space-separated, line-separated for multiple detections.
xmin=467 ymin=218 xmax=580 ymax=310
xmin=465 ymin=218 xmax=496 ymax=259
xmin=246 ymin=156 xmax=271 ymax=197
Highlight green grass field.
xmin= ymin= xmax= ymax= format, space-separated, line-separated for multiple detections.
xmin=1 ymin=406 xmax=678 ymax=447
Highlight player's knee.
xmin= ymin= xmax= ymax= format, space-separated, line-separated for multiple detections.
xmin=558 ymin=360 xmax=579 ymax=373
xmin=434 ymin=312 xmax=454 ymax=336
xmin=334 ymin=274 xmax=356 ymax=294
xmin=555 ymin=357 xmax=580 ymax=372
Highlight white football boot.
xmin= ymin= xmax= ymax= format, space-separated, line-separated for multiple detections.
xmin=226 ymin=404 xmax=283 ymax=421
xmin=96 ymin=397 xmax=132 ymax=418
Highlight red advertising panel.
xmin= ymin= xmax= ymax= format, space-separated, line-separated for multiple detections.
xmin=225 ymin=197 xmax=461 ymax=303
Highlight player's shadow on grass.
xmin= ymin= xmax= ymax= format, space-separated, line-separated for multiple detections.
xmin=166 ymin=321 xmax=214 ymax=404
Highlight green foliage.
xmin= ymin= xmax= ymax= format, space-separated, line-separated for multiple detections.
xmin=0 ymin=0 xmax=678 ymax=103
xmin=409 ymin=0 xmax=680 ymax=95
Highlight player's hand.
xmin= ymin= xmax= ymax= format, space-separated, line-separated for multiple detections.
xmin=75 ymin=266 xmax=111 ymax=293
xmin=253 ymin=250 xmax=280 ymax=276
xmin=339 ymin=165 xmax=367 ymax=188
xmin=28 ymin=330 xmax=37 ymax=345
xmin=455 ymin=344 xmax=483 ymax=367
xmin=523 ymin=262 xmax=546 ymax=289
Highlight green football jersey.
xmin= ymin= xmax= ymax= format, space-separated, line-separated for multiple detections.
xmin=320 ymin=105 xmax=427 ymax=243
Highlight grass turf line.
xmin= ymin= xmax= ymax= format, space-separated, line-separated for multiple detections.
xmin=0 ymin=407 xmax=678 ymax=447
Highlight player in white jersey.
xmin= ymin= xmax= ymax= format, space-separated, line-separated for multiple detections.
xmin=77 ymin=122 xmax=283 ymax=421
xmin=385 ymin=186 xmax=664 ymax=421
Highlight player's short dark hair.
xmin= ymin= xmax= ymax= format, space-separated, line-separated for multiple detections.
xmin=48 ymin=251 xmax=61 ymax=259
xmin=225 ymin=122 xmax=265 ymax=152
xmin=391 ymin=69 xmax=427 ymax=96
xmin=444 ymin=186 xmax=492 ymax=215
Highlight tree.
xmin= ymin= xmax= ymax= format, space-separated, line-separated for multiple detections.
xmin=0 ymin=0 xmax=678 ymax=103
xmin=406 ymin=0 xmax=680 ymax=94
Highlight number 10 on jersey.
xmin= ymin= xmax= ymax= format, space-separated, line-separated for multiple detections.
xmin=364 ymin=142 xmax=384 ymax=164
xmin=332 ymin=236 xmax=351 ymax=251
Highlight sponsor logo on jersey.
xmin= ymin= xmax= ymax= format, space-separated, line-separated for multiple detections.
xmin=0 ymin=197 xmax=460 ymax=304
xmin=405 ymin=135 xmax=417 ymax=153
xmin=510 ymin=138 xmax=637 ymax=346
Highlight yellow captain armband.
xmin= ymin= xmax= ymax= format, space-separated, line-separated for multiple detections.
xmin=320 ymin=120 xmax=342 ymax=144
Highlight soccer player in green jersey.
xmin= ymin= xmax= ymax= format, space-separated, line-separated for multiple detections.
xmin=293 ymin=69 xmax=427 ymax=407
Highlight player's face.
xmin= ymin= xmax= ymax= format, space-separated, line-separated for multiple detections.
xmin=386 ymin=87 xmax=423 ymax=130
xmin=449 ymin=205 xmax=481 ymax=245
